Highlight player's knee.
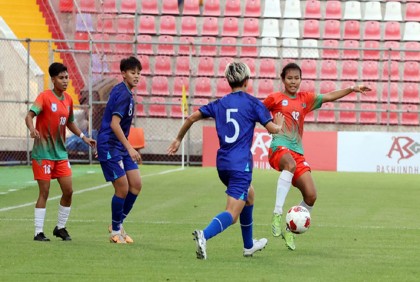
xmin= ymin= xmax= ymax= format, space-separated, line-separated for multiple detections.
xmin=304 ymin=194 xmax=317 ymax=206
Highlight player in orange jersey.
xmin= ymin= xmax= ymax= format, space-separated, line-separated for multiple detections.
xmin=264 ymin=62 xmax=370 ymax=250
xmin=25 ymin=62 xmax=96 ymax=242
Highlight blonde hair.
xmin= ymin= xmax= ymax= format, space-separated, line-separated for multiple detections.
xmin=224 ymin=61 xmax=251 ymax=88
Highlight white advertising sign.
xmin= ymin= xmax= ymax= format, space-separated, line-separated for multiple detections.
xmin=337 ymin=132 xmax=420 ymax=174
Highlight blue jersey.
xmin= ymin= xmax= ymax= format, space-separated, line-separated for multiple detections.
xmin=97 ymin=82 xmax=135 ymax=161
xmin=199 ymin=91 xmax=272 ymax=172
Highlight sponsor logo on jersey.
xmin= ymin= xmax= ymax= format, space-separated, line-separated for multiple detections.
xmin=282 ymin=100 xmax=288 ymax=106
xmin=302 ymin=103 xmax=307 ymax=108
xmin=52 ymin=103 xmax=57 ymax=112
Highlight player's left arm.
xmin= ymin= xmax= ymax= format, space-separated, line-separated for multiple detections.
xmin=322 ymin=85 xmax=371 ymax=103
xmin=67 ymin=121 xmax=96 ymax=148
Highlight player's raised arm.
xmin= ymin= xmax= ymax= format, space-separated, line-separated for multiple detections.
xmin=167 ymin=110 xmax=203 ymax=155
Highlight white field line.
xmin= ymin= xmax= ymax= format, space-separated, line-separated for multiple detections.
xmin=0 ymin=167 xmax=184 ymax=213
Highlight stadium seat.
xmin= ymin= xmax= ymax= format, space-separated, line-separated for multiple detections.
xmin=257 ymin=79 xmax=274 ymax=99
xmin=219 ymin=37 xmax=237 ymax=57
xmin=92 ymin=54 xmax=109 ymax=73
xmin=93 ymin=33 xmax=112 ymax=54
xmin=261 ymin=19 xmax=280 ymax=38
xmin=117 ymin=16 xmax=135 ymax=34
xmin=224 ymin=0 xmax=241 ymax=16
xmin=403 ymin=61 xmax=420 ymax=82
xmin=363 ymin=1 xmax=382 ymax=21
xmin=401 ymin=105 xmax=419 ymax=125
xmin=341 ymin=60 xmax=359 ymax=80
xmin=244 ymin=0 xmax=261 ymax=17
xmin=136 ymin=34 xmax=153 ymax=55
xmin=340 ymin=81 xmax=358 ymax=101
xmin=203 ymin=0 xmax=221 ymax=16
xmin=322 ymin=40 xmax=340 ymax=59
xmin=262 ymin=0 xmax=281 ymax=18
xmin=182 ymin=0 xmax=200 ymax=15
xmin=260 ymin=37 xmax=278 ymax=57
xmin=135 ymin=76 xmax=148 ymax=95
xmin=301 ymin=39 xmax=319 ymax=59
xmin=170 ymin=97 xmax=184 ymax=118
xmin=382 ymin=61 xmax=400 ymax=81
xmin=157 ymin=35 xmax=175 ymax=55
xmin=242 ymin=18 xmax=259 ymax=37
xmin=359 ymin=81 xmax=378 ymax=102
xmin=258 ymin=58 xmax=277 ymax=78
xmin=402 ymin=83 xmax=420 ymax=103
xmin=175 ymin=56 xmax=190 ymax=76
xmin=135 ymin=96 xmax=146 ymax=117
xmin=282 ymin=38 xmax=299 ymax=58
xmin=320 ymin=60 xmax=338 ymax=80
xmin=362 ymin=41 xmax=380 ymax=60
xmin=154 ymin=56 xmax=173 ymax=75
xmin=344 ymin=1 xmax=361 ymax=20
xmin=381 ymin=82 xmax=399 ymax=103
xmin=173 ymin=76 xmax=189 ymax=97
xmin=305 ymin=0 xmax=321 ymax=19
xmin=301 ymin=59 xmax=317 ymax=79
xmin=114 ymin=34 xmax=133 ymax=54
xmin=338 ymin=102 xmax=357 ymax=124
xmin=319 ymin=80 xmax=337 ymax=94
xmin=384 ymin=1 xmax=402 ymax=21
xmin=161 ymin=0 xmax=179 ymax=14
xmin=384 ymin=21 xmax=401 ymax=41
xmin=59 ymin=0 xmax=73 ymax=12
xmin=361 ymin=61 xmax=379 ymax=80
xmin=241 ymin=37 xmax=258 ymax=57
xmin=181 ymin=16 xmax=198 ymax=36
xmin=403 ymin=22 xmax=420 ymax=41
xmin=325 ymin=0 xmax=342 ymax=19
xmin=138 ymin=55 xmax=151 ymax=75
xmin=76 ymin=13 xmax=94 ymax=32
xmin=148 ymin=97 xmax=167 ymax=117
xmin=363 ymin=21 xmax=381 ymax=40
xmin=342 ymin=40 xmax=360 ymax=59
xmin=96 ymin=16 xmax=114 ymax=33
xmin=120 ymin=0 xmax=137 ymax=14
xmin=159 ymin=15 xmax=177 ymax=35
xmin=197 ymin=57 xmax=215 ymax=76
xmin=242 ymin=57 xmax=256 ymax=76
xmin=178 ymin=36 xmax=195 ymax=55
xmin=74 ymin=32 xmax=89 ymax=51
xmin=138 ymin=15 xmax=156 ymax=34
xmin=140 ymin=0 xmax=158 ymax=15
xmin=383 ymin=41 xmax=400 ymax=60
xmin=359 ymin=103 xmax=378 ymax=124
xmin=283 ymin=0 xmax=301 ymax=18
xmin=405 ymin=3 xmax=420 ymax=21
xmin=299 ymin=80 xmax=315 ymax=93
xmin=194 ymin=77 xmax=212 ymax=98
xmin=199 ymin=37 xmax=217 ymax=56
xmin=80 ymin=0 xmax=96 ymax=13
xmin=404 ymin=42 xmax=420 ymax=61
xmin=216 ymin=78 xmax=231 ymax=97
xmin=317 ymin=102 xmax=336 ymax=123
xmin=305 ymin=111 xmax=315 ymax=122
xmin=221 ymin=17 xmax=239 ymax=37
xmin=151 ymin=76 xmax=170 ymax=96
xmin=281 ymin=19 xmax=300 ymax=38
xmin=217 ymin=57 xmax=234 ymax=76
xmin=380 ymin=103 xmax=398 ymax=125
xmin=323 ymin=20 xmax=341 ymax=39
xmin=109 ymin=55 xmax=124 ymax=73
xmin=303 ymin=20 xmax=320 ymax=39
xmin=344 ymin=20 xmax=360 ymax=40
xmin=192 ymin=98 xmax=210 ymax=112
xmin=201 ymin=17 xmax=219 ymax=36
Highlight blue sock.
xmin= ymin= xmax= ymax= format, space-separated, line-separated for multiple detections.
xmin=240 ymin=205 xmax=254 ymax=249
xmin=111 ymin=195 xmax=125 ymax=231
xmin=203 ymin=211 xmax=233 ymax=240
xmin=121 ymin=191 xmax=138 ymax=224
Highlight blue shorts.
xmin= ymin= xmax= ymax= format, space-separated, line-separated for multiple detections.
xmin=99 ymin=154 xmax=138 ymax=182
xmin=217 ymin=170 xmax=252 ymax=201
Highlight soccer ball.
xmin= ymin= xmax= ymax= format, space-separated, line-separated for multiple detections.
xmin=285 ymin=205 xmax=311 ymax=234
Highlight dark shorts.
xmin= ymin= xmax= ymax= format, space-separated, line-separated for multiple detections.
xmin=100 ymin=154 xmax=138 ymax=182
xmin=217 ymin=170 xmax=252 ymax=201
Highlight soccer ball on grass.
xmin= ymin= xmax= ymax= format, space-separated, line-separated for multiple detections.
xmin=285 ymin=205 xmax=311 ymax=234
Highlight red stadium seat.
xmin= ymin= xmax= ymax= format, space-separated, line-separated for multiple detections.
xmin=258 ymin=58 xmax=276 ymax=78
xmin=74 ymin=32 xmax=89 ymax=51
xmin=338 ymin=102 xmax=357 ymax=124
xmin=102 ymin=0 xmax=117 ymax=13
xmin=305 ymin=0 xmax=321 ymax=19
xmin=363 ymin=21 xmax=381 ymax=40
xmin=221 ymin=17 xmax=239 ymax=37
xmin=116 ymin=16 xmax=135 ymax=34
xmin=148 ymin=97 xmax=167 ymax=117
xmin=216 ymin=78 xmax=231 ymax=97
xmin=341 ymin=60 xmax=359 ymax=80
xmin=154 ymin=56 xmax=172 ymax=75
xmin=138 ymin=15 xmax=156 ymax=34
xmin=203 ymin=0 xmax=221 ymax=16
xmin=381 ymin=82 xmax=399 ymax=103
xmin=80 ymin=0 xmax=96 ymax=13
xmin=181 ymin=16 xmax=198 ymax=36
xmin=317 ymin=102 xmax=336 ymax=123
xmin=178 ymin=36 xmax=195 ymax=55
xmin=340 ymin=81 xmax=358 ymax=101
xmin=224 ymin=0 xmax=241 ymax=16
xmin=170 ymin=97 xmax=184 ymax=118
xmin=242 ymin=57 xmax=256 ymax=77
xmin=382 ymin=61 xmax=400 ymax=81
xmin=404 ymin=42 xmax=420 ymax=61
xmin=199 ymin=37 xmax=217 ymax=56
xmin=161 ymin=0 xmax=179 ymax=15
xmin=138 ymin=55 xmax=151 ymax=75
xmin=403 ymin=61 xmax=420 ymax=82
xmin=257 ymin=79 xmax=274 ymax=99
xmin=157 ymin=35 xmax=175 ymax=55
xmin=151 ymin=76 xmax=170 ymax=96
xmin=344 ymin=20 xmax=360 ymax=40
xmin=242 ymin=18 xmax=259 ymax=37
xmin=137 ymin=34 xmax=153 ymax=55
xmin=241 ymin=37 xmax=258 ymax=57
xmin=244 ymin=0 xmax=261 ymax=17
xmin=322 ymin=40 xmax=340 ymax=59
xmin=342 ymin=40 xmax=360 ymax=59
xmin=360 ymin=81 xmax=378 ymax=102
xmin=320 ymin=60 xmax=338 ymax=80
xmin=194 ymin=77 xmax=213 ymax=98
xmin=96 ymin=17 xmax=114 ymax=33
xmin=192 ymin=98 xmax=210 ymax=112
xmin=220 ymin=37 xmax=237 ymax=57
xmin=380 ymin=103 xmax=398 ymax=125
xmin=183 ymin=0 xmax=201 ymax=15
xmin=362 ymin=61 xmax=379 ymax=80
xmin=197 ymin=57 xmax=215 ymax=76
xmin=319 ymin=81 xmax=337 ymax=94
xmin=217 ymin=57 xmax=234 ymax=76
xmin=362 ymin=41 xmax=380 ymax=60
xmin=323 ymin=20 xmax=341 ymax=39
xmin=325 ymin=0 xmax=342 ymax=19
xmin=303 ymin=20 xmax=320 ymax=38
xmin=175 ymin=56 xmax=191 ymax=76
xmin=135 ymin=96 xmax=146 ymax=117
xmin=384 ymin=21 xmax=401 ymax=41
xmin=59 ymin=0 xmax=73 ymax=12
xmin=401 ymin=105 xmax=419 ymax=125
xmin=299 ymin=80 xmax=315 ymax=93
xmin=114 ymin=34 xmax=133 ymax=54
xmin=120 ymin=0 xmax=137 ymax=14
xmin=173 ymin=76 xmax=190 ymax=97
xmin=383 ymin=41 xmax=400 ymax=60
xmin=301 ymin=59 xmax=317 ymax=80
xmin=405 ymin=3 xmax=420 ymax=21
xmin=135 ymin=76 xmax=148 ymax=96
xmin=201 ymin=17 xmax=219 ymax=36
xmin=159 ymin=15 xmax=177 ymax=35
xmin=305 ymin=111 xmax=315 ymax=122
xmin=93 ymin=33 xmax=112 ymax=54
xmin=359 ymin=103 xmax=378 ymax=124
xmin=402 ymin=83 xmax=420 ymax=103
xmin=140 ymin=0 xmax=158 ymax=15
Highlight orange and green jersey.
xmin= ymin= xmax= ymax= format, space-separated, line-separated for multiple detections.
xmin=30 ymin=90 xmax=75 ymax=160
xmin=263 ymin=91 xmax=322 ymax=155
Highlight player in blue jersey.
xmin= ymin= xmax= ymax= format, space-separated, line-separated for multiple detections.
xmin=97 ymin=56 xmax=143 ymax=244
xmin=167 ymin=62 xmax=285 ymax=259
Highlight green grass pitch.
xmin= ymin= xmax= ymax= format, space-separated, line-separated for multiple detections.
xmin=0 ymin=164 xmax=419 ymax=281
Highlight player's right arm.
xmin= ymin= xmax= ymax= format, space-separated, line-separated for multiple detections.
xmin=167 ymin=110 xmax=203 ymax=155
xmin=25 ymin=110 xmax=40 ymax=139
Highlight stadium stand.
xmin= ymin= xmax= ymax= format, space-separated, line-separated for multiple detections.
xmin=224 ymin=0 xmax=241 ymax=17
xmin=151 ymin=76 xmax=170 ymax=96
xmin=262 ymin=0 xmax=281 ymax=18
xmin=359 ymin=103 xmax=378 ymax=124
xmin=363 ymin=1 xmax=382 ymax=21
xmin=242 ymin=18 xmax=260 ymax=37
xmin=159 ymin=15 xmax=177 ymax=35
xmin=140 ymin=0 xmax=159 ymax=15
xmin=161 ymin=0 xmax=179 ymax=15
xmin=317 ymin=102 xmax=336 ymax=123
xmin=338 ymin=102 xmax=357 ymax=124
xmin=120 ymin=0 xmax=137 ymax=14
xmin=244 ymin=0 xmax=261 ymax=17
xmin=305 ymin=0 xmax=321 ymax=19
xmin=344 ymin=1 xmax=361 ymax=20
xmin=325 ymin=1 xmax=342 ymax=19
xmin=203 ymin=0 xmax=221 ymax=16
xmin=182 ymin=0 xmax=201 ymax=16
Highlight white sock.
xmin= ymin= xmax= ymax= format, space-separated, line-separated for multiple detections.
xmin=299 ymin=200 xmax=313 ymax=213
xmin=274 ymin=170 xmax=294 ymax=214
xmin=34 ymin=208 xmax=46 ymax=236
xmin=57 ymin=205 xmax=71 ymax=229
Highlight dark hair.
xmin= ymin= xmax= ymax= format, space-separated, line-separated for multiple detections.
xmin=48 ymin=62 xmax=67 ymax=77
xmin=120 ymin=56 xmax=142 ymax=72
xmin=280 ymin=63 xmax=302 ymax=79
